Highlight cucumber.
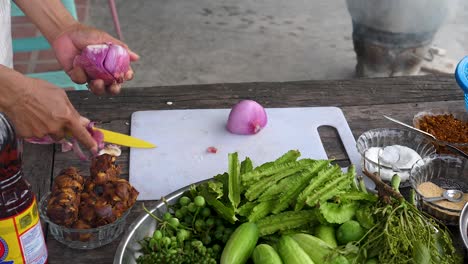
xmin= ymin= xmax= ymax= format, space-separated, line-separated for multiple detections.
xmin=291 ymin=233 xmax=332 ymax=264
xmin=314 ymin=225 xmax=337 ymax=248
xmin=277 ymin=236 xmax=315 ymax=264
xmin=252 ymin=244 xmax=283 ymax=264
xmin=221 ymin=222 xmax=259 ymax=264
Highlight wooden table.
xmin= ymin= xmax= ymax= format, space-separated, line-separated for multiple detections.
xmin=23 ymin=74 xmax=465 ymax=263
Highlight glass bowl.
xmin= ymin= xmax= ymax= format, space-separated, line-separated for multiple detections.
xmin=39 ymin=192 xmax=132 ymax=249
xmin=410 ymin=155 xmax=468 ymax=226
xmin=356 ymin=128 xmax=437 ymax=187
xmin=413 ymin=109 xmax=468 ymax=155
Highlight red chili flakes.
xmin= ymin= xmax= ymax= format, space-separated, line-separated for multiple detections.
xmin=206 ymin=147 xmax=218 ymax=154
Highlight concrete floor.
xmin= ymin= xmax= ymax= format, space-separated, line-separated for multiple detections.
xmin=88 ymin=0 xmax=468 ymax=87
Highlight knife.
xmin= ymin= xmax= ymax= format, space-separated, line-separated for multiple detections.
xmin=94 ymin=128 xmax=156 ymax=149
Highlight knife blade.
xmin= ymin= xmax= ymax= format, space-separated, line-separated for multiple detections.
xmin=95 ymin=128 xmax=156 ymax=148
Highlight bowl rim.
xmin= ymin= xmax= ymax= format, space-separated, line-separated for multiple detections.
xmin=413 ymin=110 xmax=468 ymax=146
xmin=409 ymin=154 xmax=467 ymax=213
xmin=459 ymin=202 xmax=468 ymax=249
xmin=357 ymin=127 xmax=437 ymax=171
xmin=39 ymin=191 xmax=133 ymax=233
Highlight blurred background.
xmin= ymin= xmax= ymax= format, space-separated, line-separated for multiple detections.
xmin=12 ymin=0 xmax=468 ymax=88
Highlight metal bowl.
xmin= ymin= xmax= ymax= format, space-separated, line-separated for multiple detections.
xmin=460 ymin=203 xmax=468 ymax=250
xmin=113 ymin=180 xmax=208 ymax=264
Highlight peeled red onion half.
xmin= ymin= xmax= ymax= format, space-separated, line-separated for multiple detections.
xmin=74 ymin=43 xmax=130 ymax=85
xmin=226 ymin=100 xmax=268 ymax=135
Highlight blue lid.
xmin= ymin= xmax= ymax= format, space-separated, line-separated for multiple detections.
xmin=455 ymin=56 xmax=468 ymax=110
xmin=465 ymin=93 xmax=468 ymax=110
xmin=455 ymin=56 xmax=468 ymax=93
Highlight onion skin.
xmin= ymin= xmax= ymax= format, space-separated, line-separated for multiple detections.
xmin=73 ymin=43 xmax=130 ymax=85
xmin=226 ymin=100 xmax=267 ymax=135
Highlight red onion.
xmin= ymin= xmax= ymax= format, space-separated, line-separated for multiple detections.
xmin=226 ymin=100 xmax=267 ymax=135
xmin=207 ymin=146 xmax=218 ymax=153
xmin=73 ymin=43 xmax=130 ymax=85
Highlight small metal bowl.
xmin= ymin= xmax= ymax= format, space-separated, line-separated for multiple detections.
xmin=39 ymin=192 xmax=133 ymax=250
xmin=460 ymin=202 xmax=468 ymax=250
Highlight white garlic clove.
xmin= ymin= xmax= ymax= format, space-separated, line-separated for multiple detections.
xmin=98 ymin=144 xmax=122 ymax=157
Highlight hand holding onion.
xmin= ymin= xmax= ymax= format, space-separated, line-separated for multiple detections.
xmin=52 ymin=24 xmax=139 ymax=95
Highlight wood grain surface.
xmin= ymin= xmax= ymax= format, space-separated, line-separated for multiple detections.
xmin=23 ymin=74 xmax=465 ymax=263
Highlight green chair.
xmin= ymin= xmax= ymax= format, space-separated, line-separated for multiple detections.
xmin=11 ymin=0 xmax=87 ymax=90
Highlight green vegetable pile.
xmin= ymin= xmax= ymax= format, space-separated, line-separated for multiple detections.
xmin=349 ymin=172 xmax=463 ymax=264
xmin=136 ymin=150 xmax=463 ymax=264
xmin=137 ymin=193 xmax=233 ymax=264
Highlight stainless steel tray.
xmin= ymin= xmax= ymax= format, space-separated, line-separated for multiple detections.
xmin=460 ymin=202 xmax=468 ymax=250
xmin=113 ymin=180 xmax=208 ymax=264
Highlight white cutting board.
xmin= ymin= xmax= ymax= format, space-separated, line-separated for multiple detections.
xmin=130 ymin=107 xmax=364 ymax=201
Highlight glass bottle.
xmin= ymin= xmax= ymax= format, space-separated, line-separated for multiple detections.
xmin=0 ymin=113 xmax=48 ymax=264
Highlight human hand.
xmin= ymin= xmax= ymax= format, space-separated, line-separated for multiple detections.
xmin=3 ymin=75 xmax=98 ymax=153
xmin=51 ymin=23 xmax=139 ymax=95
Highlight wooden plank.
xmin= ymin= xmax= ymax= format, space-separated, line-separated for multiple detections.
xmin=67 ymin=74 xmax=461 ymax=122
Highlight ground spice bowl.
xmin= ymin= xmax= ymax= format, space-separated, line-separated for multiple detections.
xmin=410 ymin=155 xmax=468 ymax=225
xmin=413 ymin=109 xmax=468 ymax=155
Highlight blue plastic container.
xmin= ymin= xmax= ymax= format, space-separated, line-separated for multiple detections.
xmin=455 ymin=56 xmax=468 ymax=110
